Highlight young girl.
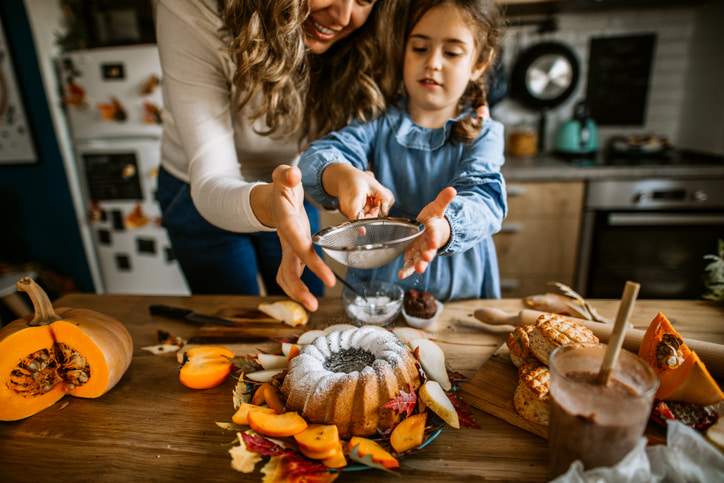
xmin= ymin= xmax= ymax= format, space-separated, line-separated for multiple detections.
xmin=300 ymin=0 xmax=507 ymax=301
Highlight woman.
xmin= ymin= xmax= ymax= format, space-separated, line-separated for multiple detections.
xmin=154 ymin=0 xmax=404 ymax=311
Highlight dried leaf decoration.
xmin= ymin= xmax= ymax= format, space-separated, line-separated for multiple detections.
xmin=382 ymin=383 xmax=417 ymax=417
xmin=229 ymin=355 xmax=263 ymax=374
xmin=348 ymin=445 xmax=397 ymax=474
xmin=241 ymin=432 xmax=286 ymax=457
xmin=233 ymin=376 xmax=253 ymax=410
xmin=216 ymin=421 xmax=242 ymax=431
xmin=261 ymin=453 xmax=338 ymax=483
xmin=229 ymin=432 xmax=262 ymax=473
xmin=448 ymin=391 xmax=480 ymax=429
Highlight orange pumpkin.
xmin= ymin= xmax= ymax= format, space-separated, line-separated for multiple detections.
xmin=0 ymin=277 xmax=133 ymax=421
xmin=639 ymin=312 xmax=723 ymax=405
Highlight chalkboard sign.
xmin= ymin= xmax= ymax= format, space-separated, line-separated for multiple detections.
xmin=586 ymin=34 xmax=656 ymax=126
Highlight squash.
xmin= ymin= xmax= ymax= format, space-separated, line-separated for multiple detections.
xmin=0 ymin=277 xmax=133 ymax=421
xmin=638 ymin=312 xmax=692 ymax=374
xmin=639 ymin=312 xmax=723 ymax=405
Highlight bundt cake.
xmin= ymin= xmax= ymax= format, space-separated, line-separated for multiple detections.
xmin=280 ymin=326 xmax=421 ymax=438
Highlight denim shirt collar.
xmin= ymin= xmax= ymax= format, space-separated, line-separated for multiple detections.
xmin=390 ymin=99 xmax=474 ymax=150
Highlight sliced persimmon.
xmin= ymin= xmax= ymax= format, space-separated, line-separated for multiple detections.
xmin=321 ymin=444 xmax=347 ymax=468
xmin=251 ymin=382 xmax=271 ymax=406
xmin=390 ymin=412 xmax=427 ymax=453
xmin=263 ymin=383 xmax=285 ymax=414
xmin=247 ymin=410 xmax=308 ymax=437
xmin=294 ymin=424 xmax=340 ymax=459
xmin=179 ymin=346 xmax=234 ymax=389
xmin=231 ymin=402 xmax=276 ymax=425
xmin=348 ymin=436 xmax=399 ymax=469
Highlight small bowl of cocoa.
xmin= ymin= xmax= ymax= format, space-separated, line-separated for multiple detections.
xmin=402 ymin=289 xmax=443 ymax=330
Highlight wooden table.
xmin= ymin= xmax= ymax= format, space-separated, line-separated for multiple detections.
xmin=1 ymin=295 xmax=722 ymax=482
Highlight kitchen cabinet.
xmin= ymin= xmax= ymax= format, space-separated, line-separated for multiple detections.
xmin=494 ymin=181 xmax=585 ymax=298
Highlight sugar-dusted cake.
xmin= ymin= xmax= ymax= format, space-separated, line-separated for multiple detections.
xmin=280 ymin=326 xmax=421 ymax=438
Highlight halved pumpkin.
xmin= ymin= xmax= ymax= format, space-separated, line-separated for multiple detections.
xmin=0 ymin=278 xmax=133 ymax=421
xmin=638 ymin=312 xmax=691 ymax=374
xmin=657 ymin=352 xmax=724 ymax=406
xmin=639 ymin=312 xmax=723 ymax=405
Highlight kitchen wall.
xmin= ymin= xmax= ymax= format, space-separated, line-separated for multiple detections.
xmin=0 ymin=0 xmax=95 ymax=294
xmin=493 ymin=1 xmax=724 ymax=155
xmin=3 ymin=1 xmax=722 ymax=302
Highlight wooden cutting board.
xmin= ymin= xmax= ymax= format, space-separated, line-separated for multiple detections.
xmin=460 ymin=346 xmax=548 ymax=439
xmin=460 ymin=346 xmax=670 ymax=444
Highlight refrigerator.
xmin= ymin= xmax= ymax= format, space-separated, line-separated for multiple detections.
xmin=58 ymin=44 xmax=189 ymax=295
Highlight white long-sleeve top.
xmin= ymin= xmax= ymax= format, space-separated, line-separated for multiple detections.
xmin=155 ymin=0 xmax=300 ymax=232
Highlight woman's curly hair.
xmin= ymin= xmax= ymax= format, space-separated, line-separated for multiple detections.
xmin=389 ymin=0 xmax=503 ymax=144
xmin=217 ymin=0 xmax=405 ymax=143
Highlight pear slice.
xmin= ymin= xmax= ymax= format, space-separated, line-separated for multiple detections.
xmin=419 ymin=381 xmax=459 ymax=429
xmin=246 ymin=368 xmax=285 ymax=383
xmin=408 ymin=338 xmax=451 ymax=391
xmin=391 ymin=327 xmax=427 ymax=344
xmin=297 ymin=329 xmax=327 ymax=345
xmin=257 ymin=301 xmax=309 ymax=327
xmin=257 ymin=353 xmax=288 ymax=370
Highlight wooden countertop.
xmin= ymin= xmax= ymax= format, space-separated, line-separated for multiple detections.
xmin=1 ymin=295 xmax=722 ymax=482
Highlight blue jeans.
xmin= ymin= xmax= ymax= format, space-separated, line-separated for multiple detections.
xmin=157 ymin=166 xmax=324 ymax=296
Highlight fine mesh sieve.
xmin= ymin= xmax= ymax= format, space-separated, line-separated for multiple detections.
xmin=312 ymin=217 xmax=425 ymax=269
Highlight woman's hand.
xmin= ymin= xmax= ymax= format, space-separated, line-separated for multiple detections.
xmin=398 ymin=187 xmax=457 ymax=279
xmin=251 ymin=165 xmax=335 ymax=311
xmin=321 ymin=163 xmax=394 ymax=220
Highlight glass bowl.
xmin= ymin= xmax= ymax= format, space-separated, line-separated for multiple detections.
xmin=342 ymin=281 xmax=404 ymax=327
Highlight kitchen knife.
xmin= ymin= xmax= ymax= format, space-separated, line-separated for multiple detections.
xmin=149 ymin=304 xmax=241 ymax=327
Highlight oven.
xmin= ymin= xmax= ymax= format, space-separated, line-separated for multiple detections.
xmin=575 ymin=178 xmax=724 ymax=299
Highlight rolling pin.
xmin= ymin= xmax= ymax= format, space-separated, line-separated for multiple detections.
xmin=474 ymin=307 xmax=724 ymax=380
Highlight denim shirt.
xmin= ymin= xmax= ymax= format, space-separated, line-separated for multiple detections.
xmin=300 ymin=104 xmax=507 ymax=301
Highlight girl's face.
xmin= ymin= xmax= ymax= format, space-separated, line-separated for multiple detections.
xmin=304 ymin=0 xmax=377 ymax=54
xmin=403 ymin=5 xmax=486 ymax=128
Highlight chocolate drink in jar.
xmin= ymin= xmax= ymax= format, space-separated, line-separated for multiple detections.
xmin=548 ymin=343 xmax=659 ymax=478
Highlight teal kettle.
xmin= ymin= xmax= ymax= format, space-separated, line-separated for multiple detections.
xmin=555 ymin=100 xmax=598 ymax=159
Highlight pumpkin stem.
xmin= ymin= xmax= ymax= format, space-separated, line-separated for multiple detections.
xmin=16 ymin=277 xmax=62 ymax=326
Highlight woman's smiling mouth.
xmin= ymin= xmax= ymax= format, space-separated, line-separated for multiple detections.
xmin=310 ymin=18 xmax=336 ymax=37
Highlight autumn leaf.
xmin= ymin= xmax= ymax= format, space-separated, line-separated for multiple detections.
xmin=241 ymin=432 xmax=286 ymax=456
xmin=216 ymin=421 xmax=242 ymax=431
xmin=229 ymin=432 xmax=262 ymax=473
xmin=447 ymin=392 xmax=480 ymax=429
xmin=382 ymin=383 xmax=417 ymax=417
xmin=261 ymin=453 xmax=338 ymax=483
xmin=229 ymin=355 xmax=263 ymax=373
xmin=233 ymin=376 xmax=254 ymax=409
xmin=261 ymin=455 xmax=286 ymax=483
xmin=284 ymin=452 xmax=330 ymax=476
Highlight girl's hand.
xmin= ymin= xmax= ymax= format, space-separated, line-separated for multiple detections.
xmin=253 ymin=165 xmax=335 ymax=311
xmin=399 ymin=187 xmax=457 ymax=279
xmin=321 ymin=163 xmax=394 ymax=220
